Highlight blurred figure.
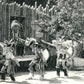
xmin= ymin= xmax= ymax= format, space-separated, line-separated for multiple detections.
xmin=56 ymin=53 xmax=68 ymax=77
xmin=62 ymin=54 xmax=68 ymax=76
xmin=0 ymin=44 xmax=20 ymax=82
xmin=56 ymin=53 xmax=63 ymax=76
xmin=28 ymin=44 xmax=44 ymax=79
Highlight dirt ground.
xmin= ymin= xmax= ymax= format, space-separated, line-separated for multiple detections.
xmin=0 ymin=70 xmax=84 ymax=84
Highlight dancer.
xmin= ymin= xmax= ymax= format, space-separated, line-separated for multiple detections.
xmin=56 ymin=53 xmax=68 ymax=77
xmin=0 ymin=44 xmax=20 ymax=82
xmin=28 ymin=44 xmax=44 ymax=79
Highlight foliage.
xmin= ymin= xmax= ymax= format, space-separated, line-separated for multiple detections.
xmin=36 ymin=0 xmax=84 ymax=58
xmin=37 ymin=0 xmax=84 ymax=43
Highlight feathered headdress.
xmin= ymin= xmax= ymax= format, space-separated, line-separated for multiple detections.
xmin=11 ymin=20 xmax=21 ymax=29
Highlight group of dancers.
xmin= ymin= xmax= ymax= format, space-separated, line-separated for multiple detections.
xmin=0 ymin=41 xmax=68 ymax=82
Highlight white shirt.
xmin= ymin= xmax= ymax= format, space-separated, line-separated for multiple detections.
xmin=42 ymin=49 xmax=49 ymax=62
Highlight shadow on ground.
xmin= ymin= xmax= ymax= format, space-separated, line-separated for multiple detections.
xmin=68 ymin=76 xmax=83 ymax=81
xmin=41 ymin=78 xmax=62 ymax=84
xmin=0 ymin=81 xmax=31 ymax=84
xmin=26 ymin=77 xmax=62 ymax=84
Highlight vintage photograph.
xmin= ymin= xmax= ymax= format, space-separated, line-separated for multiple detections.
xmin=0 ymin=0 xmax=84 ymax=84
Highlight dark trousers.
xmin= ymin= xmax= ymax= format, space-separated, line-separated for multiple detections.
xmin=57 ymin=68 xmax=68 ymax=76
xmin=1 ymin=72 xmax=6 ymax=80
xmin=16 ymin=45 xmax=24 ymax=56
xmin=1 ymin=73 xmax=15 ymax=81
xmin=9 ymin=74 xmax=15 ymax=81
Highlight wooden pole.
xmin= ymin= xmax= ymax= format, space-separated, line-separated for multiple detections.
xmin=8 ymin=4 xmax=11 ymax=41
xmin=35 ymin=1 xmax=37 ymax=8
xmin=0 ymin=2 xmax=2 ymax=41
